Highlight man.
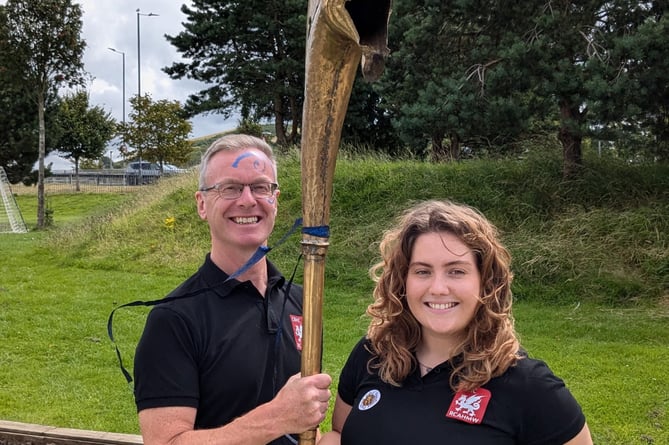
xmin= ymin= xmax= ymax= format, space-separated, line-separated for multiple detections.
xmin=133 ymin=134 xmax=332 ymax=445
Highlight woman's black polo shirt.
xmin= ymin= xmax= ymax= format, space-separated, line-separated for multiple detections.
xmin=337 ymin=337 xmax=586 ymax=444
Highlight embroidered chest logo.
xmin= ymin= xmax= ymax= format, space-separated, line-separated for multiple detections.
xmin=446 ymin=388 xmax=491 ymax=424
xmin=289 ymin=314 xmax=302 ymax=350
xmin=358 ymin=389 xmax=381 ymax=411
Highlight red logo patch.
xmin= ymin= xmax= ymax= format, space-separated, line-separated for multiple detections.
xmin=446 ymin=388 xmax=491 ymax=424
xmin=290 ymin=314 xmax=303 ymax=350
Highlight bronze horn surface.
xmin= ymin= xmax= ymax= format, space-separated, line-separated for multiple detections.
xmin=299 ymin=1 xmax=392 ymax=444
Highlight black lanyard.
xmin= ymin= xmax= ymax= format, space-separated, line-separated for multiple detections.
xmin=107 ymin=217 xmax=304 ymax=386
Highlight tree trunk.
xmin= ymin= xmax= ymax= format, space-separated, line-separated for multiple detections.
xmin=274 ymin=94 xmax=288 ymax=146
xmin=431 ymin=131 xmax=459 ymax=162
xmin=447 ymin=133 xmax=461 ymax=162
xmin=37 ymin=93 xmax=46 ymax=229
xmin=289 ymin=95 xmax=299 ymax=146
xmin=557 ymin=99 xmax=583 ymax=178
xmin=75 ymin=159 xmax=81 ymax=192
xmin=430 ymin=132 xmax=444 ymax=162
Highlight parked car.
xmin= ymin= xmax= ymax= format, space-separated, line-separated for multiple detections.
xmin=162 ymin=163 xmax=188 ymax=174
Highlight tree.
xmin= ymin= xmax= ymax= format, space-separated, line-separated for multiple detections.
xmin=381 ymin=0 xmax=665 ymax=173
xmin=0 ymin=82 xmax=63 ymax=185
xmin=2 ymin=0 xmax=85 ymax=227
xmin=587 ymin=2 xmax=669 ymax=161
xmin=0 ymin=55 xmax=39 ymax=183
xmin=0 ymin=4 xmax=59 ymax=185
xmin=512 ymin=0 xmax=669 ymax=175
xmin=341 ymin=75 xmax=402 ymax=155
xmin=378 ymin=0 xmax=537 ymax=161
xmin=164 ymin=0 xmax=306 ymax=146
xmin=52 ymin=91 xmax=116 ymax=191
xmin=120 ymin=94 xmax=193 ymax=170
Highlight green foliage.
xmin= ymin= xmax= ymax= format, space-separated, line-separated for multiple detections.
xmin=380 ymin=0 xmax=668 ymax=171
xmin=3 ymin=0 xmax=86 ymax=91
xmin=0 ymin=3 xmax=68 ymax=184
xmin=164 ymin=0 xmax=306 ymax=146
xmin=340 ymin=77 xmax=402 ymax=153
xmin=120 ymin=94 xmax=194 ymax=167
xmin=0 ymin=76 xmax=41 ymax=183
xmin=162 ymin=0 xmax=397 ymax=149
xmin=0 ymin=5 xmax=38 ymax=183
xmin=2 ymin=0 xmax=86 ymax=227
xmin=379 ymin=0 xmax=538 ymax=160
xmin=235 ymin=118 xmax=263 ymax=138
xmin=590 ymin=10 xmax=669 ymax=161
xmin=53 ymin=90 xmax=116 ymax=170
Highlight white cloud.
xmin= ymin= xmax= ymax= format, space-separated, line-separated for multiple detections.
xmin=0 ymin=0 xmax=239 ymax=138
xmin=78 ymin=0 xmax=238 ymax=138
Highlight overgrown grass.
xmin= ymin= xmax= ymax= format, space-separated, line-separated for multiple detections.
xmin=1 ymin=151 xmax=667 ymax=444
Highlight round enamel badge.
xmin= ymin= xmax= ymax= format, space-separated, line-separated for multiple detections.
xmin=358 ymin=389 xmax=381 ymax=411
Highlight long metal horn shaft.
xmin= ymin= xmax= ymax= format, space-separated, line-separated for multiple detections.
xmin=299 ymin=1 xmax=392 ymax=443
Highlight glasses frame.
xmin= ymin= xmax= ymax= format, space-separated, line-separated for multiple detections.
xmin=199 ymin=182 xmax=279 ymax=200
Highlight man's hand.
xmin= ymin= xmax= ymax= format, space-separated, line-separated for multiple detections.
xmin=138 ymin=373 xmax=332 ymax=445
xmin=271 ymin=372 xmax=333 ymax=434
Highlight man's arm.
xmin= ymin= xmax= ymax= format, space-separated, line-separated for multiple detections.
xmin=139 ymin=373 xmax=332 ymax=445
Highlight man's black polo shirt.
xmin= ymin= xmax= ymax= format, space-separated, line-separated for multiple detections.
xmin=134 ymin=254 xmax=303 ymax=439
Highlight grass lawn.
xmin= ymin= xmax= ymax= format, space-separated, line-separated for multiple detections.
xmin=2 ymin=158 xmax=667 ymax=444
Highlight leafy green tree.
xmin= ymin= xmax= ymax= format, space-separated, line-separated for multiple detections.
xmin=120 ymin=94 xmax=193 ymax=170
xmin=236 ymin=118 xmax=264 ymax=138
xmin=511 ymin=1 xmax=668 ymax=175
xmin=52 ymin=91 xmax=116 ymax=191
xmin=2 ymin=0 xmax=85 ymax=227
xmin=0 ymin=4 xmax=59 ymax=184
xmin=0 ymin=67 xmax=39 ymax=183
xmin=163 ymin=0 xmax=397 ymax=150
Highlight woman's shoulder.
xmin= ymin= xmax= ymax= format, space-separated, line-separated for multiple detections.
xmin=488 ymin=351 xmax=586 ymax=443
xmin=492 ymin=351 xmax=569 ymax=393
xmin=339 ymin=336 xmax=376 ymax=376
xmin=348 ymin=336 xmax=374 ymax=359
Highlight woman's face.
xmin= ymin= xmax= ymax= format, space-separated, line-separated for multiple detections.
xmin=405 ymin=231 xmax=482 ymax=346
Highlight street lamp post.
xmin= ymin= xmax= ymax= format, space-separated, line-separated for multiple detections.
xmin=108 ymin=47 xmax=125 ymax=170
xmin=136 ymin=8 xmax=159 ymax=184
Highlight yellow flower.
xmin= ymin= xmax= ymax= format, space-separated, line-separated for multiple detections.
xmin=164 ymin=216 xmax=176 ymax=230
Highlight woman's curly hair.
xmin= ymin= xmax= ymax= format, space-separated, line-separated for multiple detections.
xmin=366 ymin=200 xmax=520 ymax=392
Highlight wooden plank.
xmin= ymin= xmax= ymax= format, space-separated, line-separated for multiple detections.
xmin=0 ymin=420 xmax=142 ymax=445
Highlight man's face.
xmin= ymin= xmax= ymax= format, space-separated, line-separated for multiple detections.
xmin=195 ymin=148 xmax=279 ymax=254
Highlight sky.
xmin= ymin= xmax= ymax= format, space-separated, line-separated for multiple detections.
xmin=78 ymin=0 xmax=238 ymax=140
xmin=0 ymin=0 xmax=239 ymax=143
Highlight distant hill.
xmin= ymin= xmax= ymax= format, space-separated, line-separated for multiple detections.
xmin=187 ymin=131 xmax=233 ymax=165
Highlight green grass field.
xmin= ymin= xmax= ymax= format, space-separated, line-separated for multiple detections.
xmin=1 ymin=151 xmax=667 ymax=444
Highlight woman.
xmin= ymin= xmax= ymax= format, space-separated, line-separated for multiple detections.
xmin=319 ymin=200 xmax=592 ymax=444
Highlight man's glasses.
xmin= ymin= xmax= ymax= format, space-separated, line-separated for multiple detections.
xmin=199 ymin=182 xmax=278 ymax=200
